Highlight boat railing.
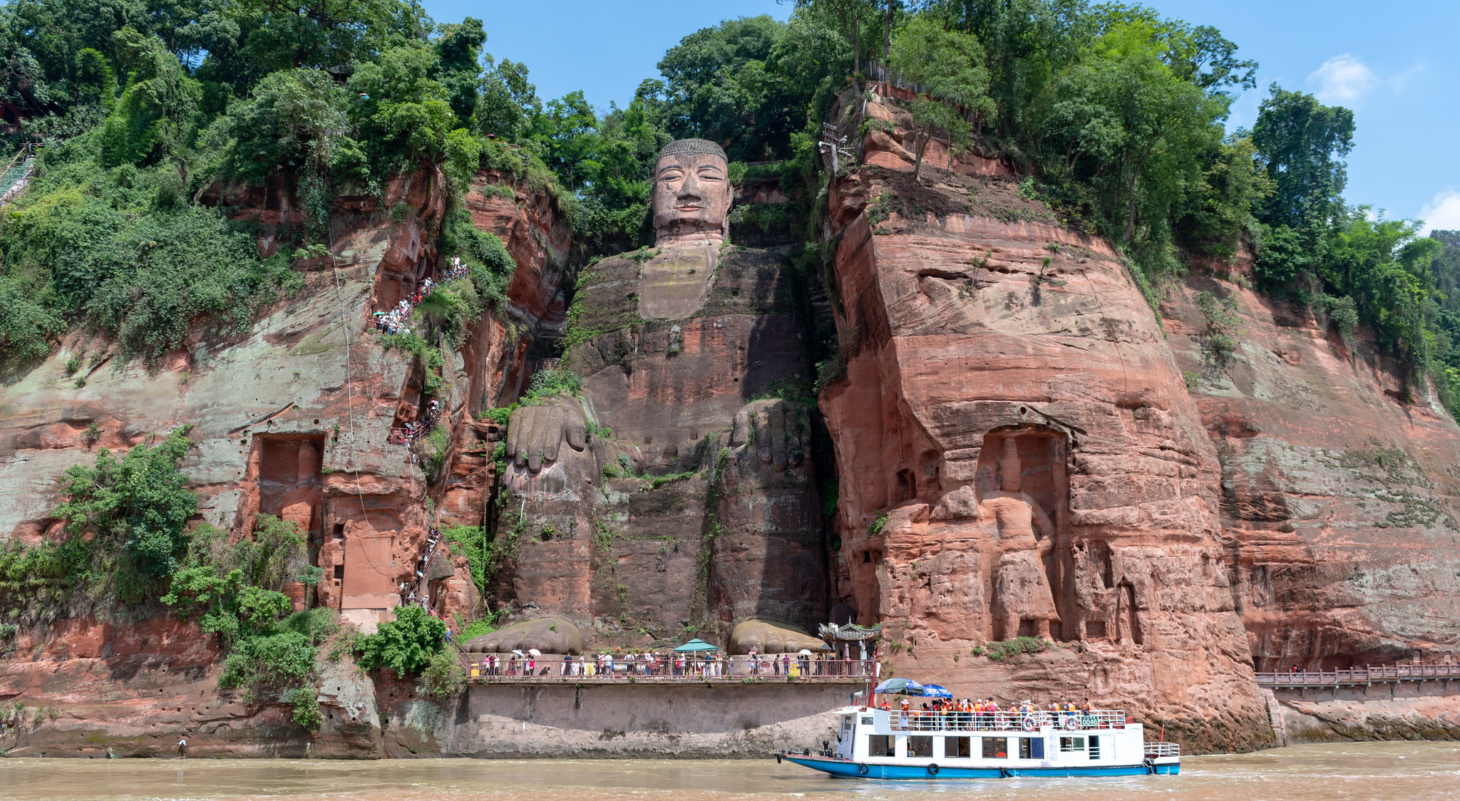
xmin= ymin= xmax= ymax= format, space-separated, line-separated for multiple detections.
xmin=1144 ymin=741 xmax=1181 ymax=758
xmin=461 ymin=654 xmax=878 ymax=681
xmin=889 ymin=709 xmax=1128 ymax=732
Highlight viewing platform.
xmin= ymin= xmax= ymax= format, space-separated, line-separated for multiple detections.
xmin=1255 ymin=662 xmax=1460 ymax=688
xmin=458 ymin=654 xmax=876 ymax=685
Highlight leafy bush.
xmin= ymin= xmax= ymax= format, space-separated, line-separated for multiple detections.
xmin=419 ymin=648 xmax=466 ymax=700
xmin=983 ymin=637 xmax=1050 ymax=662
xmin=218 ymin=631 xmax=316 ymax=703
xmin=288 ymin=686 xmax=322 ymax=730
xmin=50 ymin=427 xmax=197 ymax=596
xmin=442 ymin=524 xmax=489 ymax=596
xmin=355 ymin=605 xmax=446 ymax=676
xmin=1196 ymin=290 xmax=1242 ymax=375
xmin=521 ymin=368 xmax=582 ymax=404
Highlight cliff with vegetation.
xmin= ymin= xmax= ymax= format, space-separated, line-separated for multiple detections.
xmin=1 ymin=0 xmax=1459 ymax=756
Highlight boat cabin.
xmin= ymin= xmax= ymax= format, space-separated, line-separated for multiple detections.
xmin=833 ymin=706 xmax=1151 ymax=771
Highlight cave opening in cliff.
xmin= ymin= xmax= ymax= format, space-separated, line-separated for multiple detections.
xmin=247 ymin=434 xmax=326 ymax=540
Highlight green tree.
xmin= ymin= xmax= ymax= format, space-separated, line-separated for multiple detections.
xmin=347 ymin=42 xmax=457 ymax=169
xmin=531 ymin=90 xmax=596 ymax=190
xmin=1250 ymin=85 xmax=1355 ymax=230
xmin=888 ymin=15 xmax=994 ymax=181
xmin=98 ymin=28 xmax=201 ymax=168
xmin=1040 ymin=18 xmax=1225 ymax=246
xmin=219 ymin=67 xmax=349 ymax=183
xmin=474 ymin=55 xmax=539 ymax=142
xmin=53 ymin=426 xmax=197 ymax=582
xmin=432 ymin=17 xmax=486 ymax=128
xmin=355 ymin=604 xmax=446 ymax=675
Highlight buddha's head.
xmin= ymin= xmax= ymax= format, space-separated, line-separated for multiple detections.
xmin=998 ymin=438 xmax=1022 ymax=493
xmin=652 ymin=139 xmax=733 ymax=245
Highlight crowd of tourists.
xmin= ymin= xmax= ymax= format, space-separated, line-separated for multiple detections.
xmin=373 ymin=256 xmax=469 ymax=336
xmin=389 ymin=399 xmax=441 ymax=447
xmin=471 ymin=651 xmax=875 ymax=679
xmin=397 ymin=528 xmax=443 ymax=608
xmin=883 ymin=697 xmax=1105 ymax=732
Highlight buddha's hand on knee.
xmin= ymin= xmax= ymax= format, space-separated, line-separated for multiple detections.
xmin=505 ymin=396 xmax=589 ymax=472
xmin=730 ymin=399 xmax=811 ymax=471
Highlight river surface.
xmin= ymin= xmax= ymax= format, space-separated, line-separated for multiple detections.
xmin=3 ymin=742 xmax=1457 ymax=801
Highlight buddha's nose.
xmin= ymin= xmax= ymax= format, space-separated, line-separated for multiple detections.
xmin=678 ymin=169 xmax=703 ymax=200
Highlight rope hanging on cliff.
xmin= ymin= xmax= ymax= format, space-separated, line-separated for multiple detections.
xmin=324 ymin=236 xmax=381 ymax=577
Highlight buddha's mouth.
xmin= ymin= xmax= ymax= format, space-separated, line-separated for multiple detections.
xmin=674 ymin=204 xmax=704 ymax=212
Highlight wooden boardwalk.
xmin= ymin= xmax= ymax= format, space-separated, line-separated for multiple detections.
xmin=1256 ymin=663 xmax=1460 ymax=688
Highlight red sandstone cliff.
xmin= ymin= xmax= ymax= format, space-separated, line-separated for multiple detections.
xmin=0 ymin=166 xmax=569 ymax=755
xmin=1162 ymin=264 xmax=1460 ymax=669
xmin=816 ymin=90 xmax=1270 ymax=751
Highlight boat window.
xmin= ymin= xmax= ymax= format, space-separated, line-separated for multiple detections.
xmin=981 ymin=737 xmax=1007 ymax=758
xmin=1088 ymin=736 xmax=1100 ymax=760
xmin=1059 ymin=736 xmax=1086 ymax=753
xmin=908 ymin=736 xmax=933 ymax=758
xmin=868 ymin=734 xmax=895 ymax=757
xmin=944 ymin=736 xmax=972 ymax=758
xmin=861 ymin=716 xmax=874 ymax=726
xmin=1018 ymin=737 xmax=1045 ymax=759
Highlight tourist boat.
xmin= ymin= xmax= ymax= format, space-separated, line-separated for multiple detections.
xmin=779 ymin=705 xmax=1180 ymax=779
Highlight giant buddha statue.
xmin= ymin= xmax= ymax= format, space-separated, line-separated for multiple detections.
xmin=495 ymin=140 xmax=827 ymax=640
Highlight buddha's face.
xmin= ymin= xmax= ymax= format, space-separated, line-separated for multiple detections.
xmin=652 ymin=152 xmax=733 ymax=243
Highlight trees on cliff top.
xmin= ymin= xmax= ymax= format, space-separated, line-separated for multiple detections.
xmin=888 ymin=15 xmax=992 ymax=181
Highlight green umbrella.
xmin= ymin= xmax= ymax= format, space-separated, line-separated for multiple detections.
xmin=673 ymin=638 xmax=720 ymax=653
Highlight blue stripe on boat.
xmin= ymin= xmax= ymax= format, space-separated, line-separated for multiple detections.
xmin=783 ymin=755 xmax=1178 ymax=779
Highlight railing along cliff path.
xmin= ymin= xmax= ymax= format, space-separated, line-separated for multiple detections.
xmin=460 ymin=655 xmax=877 ymax=684
xmin=0 ymin=142 xmax=37 ymax=206
xmin=1256 ymin=662 xmax=1460 ymax=688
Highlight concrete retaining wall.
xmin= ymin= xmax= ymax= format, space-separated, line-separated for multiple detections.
xmin=436 ymin=682 xmax=858 ymax=758
xmin=1268 ymin=682 xmax=1460 ymax=743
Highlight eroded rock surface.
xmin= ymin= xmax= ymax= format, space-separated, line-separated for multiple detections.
xmin=1162 ymin=267 xmax=1460 ymax=670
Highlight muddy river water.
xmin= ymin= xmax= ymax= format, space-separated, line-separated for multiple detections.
xmin=4 ymin=741 xmax=1457 ymax=801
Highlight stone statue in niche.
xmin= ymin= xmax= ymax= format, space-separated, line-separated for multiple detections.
xmin=496 ymin=139 xmax=824 ymax=634
xmin=504 ymin=139 xmax=736 ymax=464
xmin=981 ymin=437 xmax=1060 ymax=639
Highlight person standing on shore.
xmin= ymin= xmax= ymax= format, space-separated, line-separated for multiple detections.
xmin=177 ymin=737 xmax=187 ymax=758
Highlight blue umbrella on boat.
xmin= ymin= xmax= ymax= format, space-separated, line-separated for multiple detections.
xmin=874 ymin=677 xmax=924 ymax=695
xmin=920 ymin=683 xmax=953 ymax=698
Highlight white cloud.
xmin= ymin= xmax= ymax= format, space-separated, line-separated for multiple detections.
xmin=1420 ymin=190 xmax=1460 ymax=236
xmin=1308 ymin=54 xmax=1377 ymax=105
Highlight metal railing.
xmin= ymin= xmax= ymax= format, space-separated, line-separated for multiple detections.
xmin=1144 ymin=741 xmax=1180 ymax=758
xmin=461 ymin=654 xmax=876 ymax=682
xmin=1255 ymin=662 xmax=1460 ymax=688
xmin=889 ymin=709 xmax=1127 ymax=733
xmin=0 ymin=142 xmax=36 ymax=206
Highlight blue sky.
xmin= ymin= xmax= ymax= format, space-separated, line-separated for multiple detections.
xmin=422 ymin=1 xmax=1459 ymax=233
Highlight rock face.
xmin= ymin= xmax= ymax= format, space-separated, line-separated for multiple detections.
xmin=813 ymin=92 xmax=1271 ymax=751
xmin=1162 ymin=268 xmax=1460 ymax=669
xmin=0 ymin=616 xmax=382 ymax=758
xmin=0 ymin=167 xmax=570 ymax=752
xmin=6 ymin=96 xmax=1460 ymax=758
